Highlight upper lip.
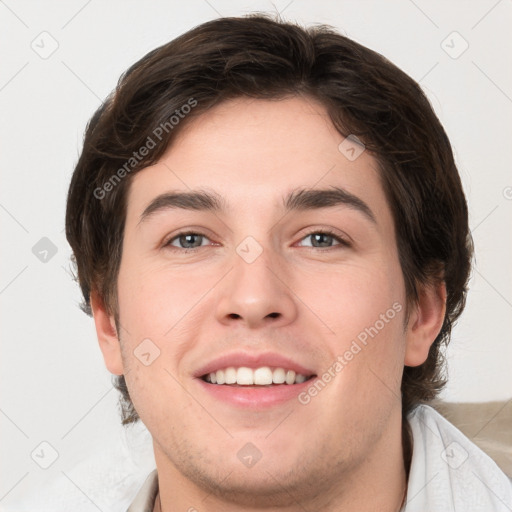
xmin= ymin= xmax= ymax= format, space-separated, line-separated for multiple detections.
xmin=193 ymin=351 xmax=316 ymax=378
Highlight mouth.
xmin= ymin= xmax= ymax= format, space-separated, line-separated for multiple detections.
xmin=194 ymin=353 xmax=317 ymax=408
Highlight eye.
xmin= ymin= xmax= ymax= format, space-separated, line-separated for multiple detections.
xmin=163 ymin=229 xmax=349 ymax=252
xmin=297 ymin=230 xmax=349 ymax=249
xmin=164 ymin=232 xmax=211 ymax=250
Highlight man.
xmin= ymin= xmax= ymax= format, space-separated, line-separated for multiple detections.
xmin=63 ymin=14 xmax=511 ymax=512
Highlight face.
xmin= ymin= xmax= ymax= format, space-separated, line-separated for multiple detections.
xmin=97 ymin=96 xmax=426 ymax=506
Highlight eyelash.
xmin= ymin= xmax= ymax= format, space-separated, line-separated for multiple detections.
xmin=162 ymin=229 xmax=350 ymax=252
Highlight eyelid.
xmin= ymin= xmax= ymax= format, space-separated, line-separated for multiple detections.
xmin=295 ymin=227 xmax=352 ymax=248
xmin=162 ymin=230 xmax=217 ymax=250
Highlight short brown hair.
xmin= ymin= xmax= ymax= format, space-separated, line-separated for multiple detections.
xmin=65 ymin=14 xmax=473 ymax=425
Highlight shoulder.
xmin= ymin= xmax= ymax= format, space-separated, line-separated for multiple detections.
xmin=4 ymin=422 xmax=156 ymax=512
xmin=403 ymin=404 xmax=512 ymax=512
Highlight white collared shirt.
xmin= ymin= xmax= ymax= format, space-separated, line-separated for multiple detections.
xmin=6 ymin=405 xmax=512 ymax=511
xmin=403 ymin=405 xmax=512 ymax=511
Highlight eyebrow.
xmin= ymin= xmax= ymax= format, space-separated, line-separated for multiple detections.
xmin=138 ymin=186 xmax=376 ymax=225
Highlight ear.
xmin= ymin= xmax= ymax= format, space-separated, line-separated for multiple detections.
xmin=90 ymin=290 xmax=124 ymax=375
xmin=404 ymin=281 xmax=447 ymax=367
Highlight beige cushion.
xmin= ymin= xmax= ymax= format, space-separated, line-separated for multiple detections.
xmin=431 ymin=399 xmax=512 ymax=478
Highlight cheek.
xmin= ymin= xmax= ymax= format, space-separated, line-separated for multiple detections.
xmin=299 ymin=256 xmax=407 ymax=399
xmin=300 ymin=263 xmax=406 ymax=424
xmin=302 ymin=261 xmax=405 ymax=341
xmin=117 ymin=257 xmax=206 ymax=336
xmin=116 ymin=256 xmax=219 ymax=385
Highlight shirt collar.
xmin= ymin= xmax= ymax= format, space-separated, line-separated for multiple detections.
xmin=126 ymin=469 xmax=158 ymax=512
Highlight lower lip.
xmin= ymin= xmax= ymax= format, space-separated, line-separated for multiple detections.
xmin=196 ymin=377 xmax=317 ymax=408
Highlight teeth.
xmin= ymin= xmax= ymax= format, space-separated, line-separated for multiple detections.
xmin=254 ymin=367 xmax=273 ymax=385
xmin=225 ymin=367 xmax=237 ymax=384
xmin=237 ymin=367 xmax=254 ymax=385
xmin=285 ymin=370 xmax=296 ymax=385
xmin=273 ymin=368 xmax=286 ymax=384
xmin=204 ymin=366 xmax=311 ymax=385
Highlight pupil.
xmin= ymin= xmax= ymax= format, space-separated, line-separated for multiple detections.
xmin=312 ymin=233 xmax=331 ymax=247
xmin=181 ymin=234 xmax=201 ymax=248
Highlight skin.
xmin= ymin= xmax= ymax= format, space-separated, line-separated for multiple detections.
xmin=91 ymin=96 xmax=446 ymax=511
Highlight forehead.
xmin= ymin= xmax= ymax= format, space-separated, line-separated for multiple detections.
xmin=125 ymin=96 xmax=391 ymax=228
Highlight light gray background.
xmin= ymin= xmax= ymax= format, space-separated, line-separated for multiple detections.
xmin=1 ymin=0 xmax=511 ymax=506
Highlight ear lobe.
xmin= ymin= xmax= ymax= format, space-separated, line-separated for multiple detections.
xmin=90 ymin=290 xmax=124 ymax=376
xmin=404 ymin=281 xmax=447 ymax=367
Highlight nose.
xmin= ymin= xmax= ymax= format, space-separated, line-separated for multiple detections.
xmin=214 ymin=242 xmax=298 ymax=329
